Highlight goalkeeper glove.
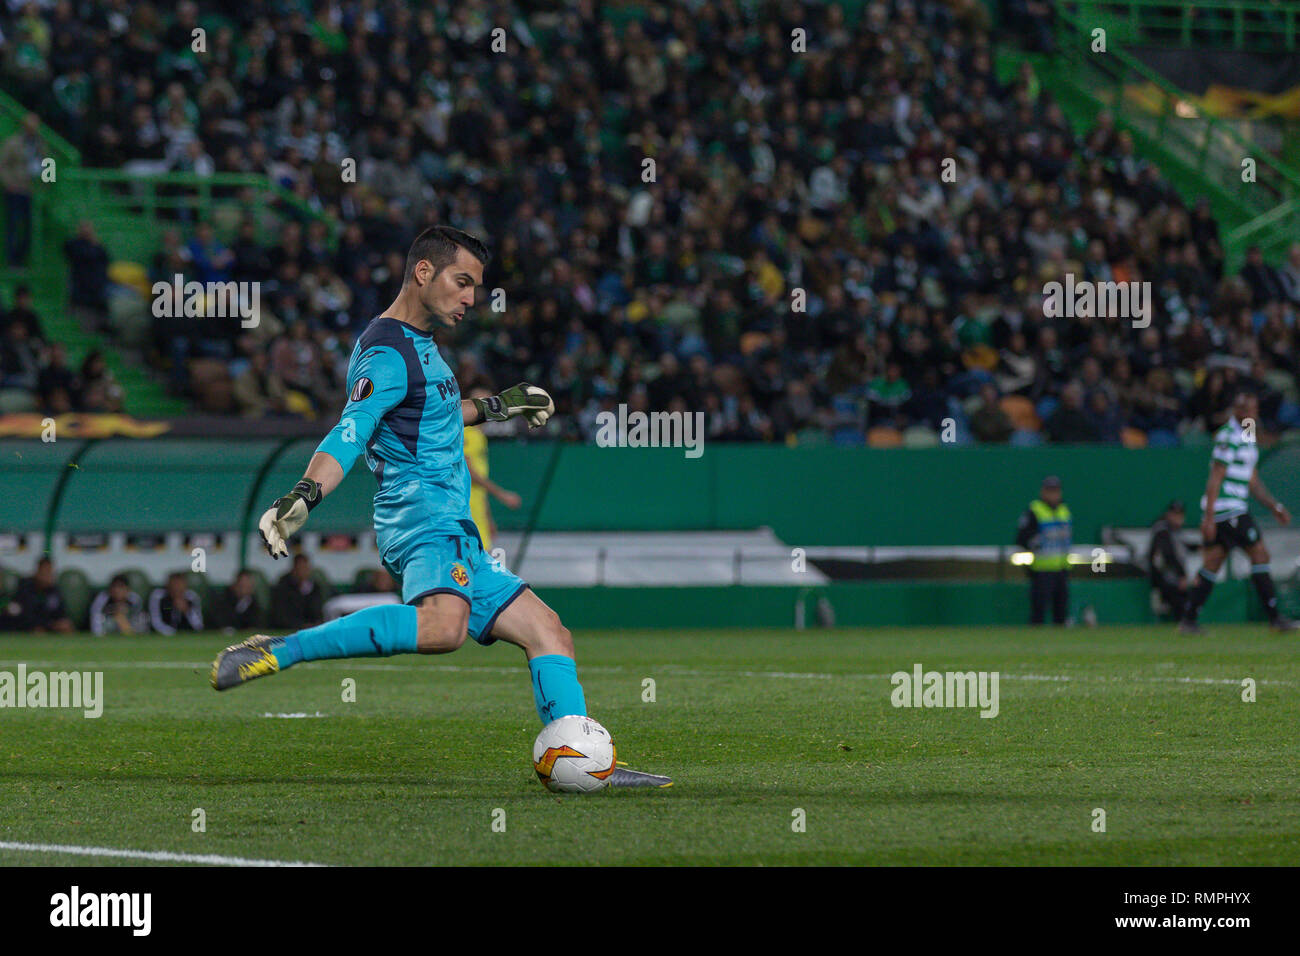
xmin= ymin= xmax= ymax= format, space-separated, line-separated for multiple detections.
xmin=473 ymin=383 xmax=554 ymax=428
xmin=258 ymin=478 xmax=322 ymax=559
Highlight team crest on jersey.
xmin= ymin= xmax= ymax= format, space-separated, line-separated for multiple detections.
xmin=451 ymin=563 xmax=469 ymax=587
xmin=350 ymin=378 xmax=373 ymax=402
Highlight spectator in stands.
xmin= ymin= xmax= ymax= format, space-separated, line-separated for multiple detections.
xmin=0 ymin=319 xmax=41 ymax=394
xmin=37 ymin=341 xmax=77 ymax=411
xmin=233 ymin=350 xmax=291 ymax=418
xmin=186 ymin=221 xmax=234 ymax=285
xmin=272 ymin=553 xmax=325 ymax=630
xmin=78 ymin=349 xmax=125 ymax=413
xmin=1087 ymin=388 xmax=1124 ymax=444
xmin=1 ymin=558 xmax=74 ymax=633
xmin=1278 ymin=243 xmax=1300 ymax=307
xmin=90 ymin=574 xmax=147 ymax=635
xmin=63 ymin=220 xmax=111 ymax=333
xmin=269 ymin=319 xmax=332 ymax=415
xmin=969 ymin=382 xmax=1014 ymax=443
xmin=2 ymin=285 xmax=45 ymax=343
xmin=211 ymin=569 xmax=264 ymax=632
xmin=1046 ymin=382 xmax=1101 ymax=443
xmin=997 ymin=330 xmax=1037 ymax=396
xmin=1239 ymin=245 xmax=1287 ymax=308
xmin=148 ymin=571 xmax=203 ymax=634
xmin=0 ymin=112 xmax=43 ymax=266
xmin=9 ymin=0 xmax=1300 ymax=451
xmin=866 ymin=361 xmax=913 ymax=429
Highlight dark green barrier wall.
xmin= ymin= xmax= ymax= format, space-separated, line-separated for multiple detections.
xmin=534 ymin=577 xmax=1257 ymax=628
xmin=489 ymin=443 xmax=1259 ymax=544
xmin=5 ymin=439 xmax=1297 ymax=545
xmin=0 ymin=439 xmax=82 ymax=531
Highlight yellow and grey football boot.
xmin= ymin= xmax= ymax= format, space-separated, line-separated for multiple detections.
xmin=210 ymin=635 xmax=284 ymax=691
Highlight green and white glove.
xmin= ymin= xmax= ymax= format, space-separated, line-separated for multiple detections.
xmin=258 ymin=478 xmax=322 ymax=559
xmin=473 ymin=383 xmax=554 ymax=428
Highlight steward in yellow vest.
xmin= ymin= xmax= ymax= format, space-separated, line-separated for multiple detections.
xmin=1015 ymin=475 xmax=1072 ymax=624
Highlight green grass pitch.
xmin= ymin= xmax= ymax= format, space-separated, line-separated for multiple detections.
xmin=1 ymin=626 xmax=1296 ymax=866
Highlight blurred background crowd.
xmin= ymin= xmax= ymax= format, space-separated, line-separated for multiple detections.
xmin=4 ymin=0 xmax=1300 ymax=446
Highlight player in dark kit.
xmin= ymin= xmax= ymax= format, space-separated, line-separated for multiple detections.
xmin=1147 ymin=500 xmax=1190 ymax=620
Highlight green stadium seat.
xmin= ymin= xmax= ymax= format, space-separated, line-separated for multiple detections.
xmin=109 ymin=291 xmax=152 ymax=350
xmin=0 ymin=565 xmax=19 ymax=604
xmin=0 ymin=389 xmax=37 ymax=413
xmin=185 ymin=570 xmax=209 ymax=600
xmin=353 ymin=567 xmax=383 ymax=591
xmin=1121 ymin=427 xmax=1149 ymax=449
xmin=867 ymin=426 xmax=904 ymax=448
xmin=1000 ymin=395 xmax=1041 ymax=432
xmin=902 ymin=426 xmax=941 ymax=448
xmin=119 ymin=568 xmax=153 ymax=603
xmin=57 ymin=568 xmax=91 ymax=630
xmin=244 ymin=568 xmax=273 ymax=618
xmin=312 ymin=570 xmax=334 ymax=601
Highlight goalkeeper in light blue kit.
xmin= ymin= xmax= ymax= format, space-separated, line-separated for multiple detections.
xmin=211 ymin=226 xmax=670 ymax=788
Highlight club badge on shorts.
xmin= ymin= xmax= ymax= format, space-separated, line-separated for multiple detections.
xmin=451 ymin=563 xmax=469 ymax=587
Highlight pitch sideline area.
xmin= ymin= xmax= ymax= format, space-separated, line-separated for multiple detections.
xmin=0 ymin=627 xmax=1296 ymax=866
xmin=0 ymin=840 xmax=326 ymax=867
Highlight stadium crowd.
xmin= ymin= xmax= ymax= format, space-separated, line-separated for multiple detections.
xmin=4 ymin=0 xmax=1300 ymax=447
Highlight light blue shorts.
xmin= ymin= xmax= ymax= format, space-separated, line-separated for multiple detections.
xmin=382 ymin=531 xmax=527 ymax=645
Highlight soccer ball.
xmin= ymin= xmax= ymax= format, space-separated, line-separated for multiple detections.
xmin=532 ymin=715 xmax=617 ymax=793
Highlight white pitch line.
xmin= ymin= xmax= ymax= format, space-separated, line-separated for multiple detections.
xmin=661 ymin=667 xmax=1297 ymax=686
xmin=0 ymin=660 xmax=628 ymax=674
xmin=1 ymin=661 xmax=1290 ymax=686
xmin=0 ymin=840 xmax=327 ymax=867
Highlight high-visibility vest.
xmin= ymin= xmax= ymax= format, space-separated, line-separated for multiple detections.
xmin=1029 ymin=500 xmax=1072 ymax=571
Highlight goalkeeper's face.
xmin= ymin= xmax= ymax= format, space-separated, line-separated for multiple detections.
xmin=421 ymin=246 xmax=485 ymax=329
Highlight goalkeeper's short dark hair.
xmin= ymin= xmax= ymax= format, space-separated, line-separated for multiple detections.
xmin=404 ymin=226 xmax=491 ymax=283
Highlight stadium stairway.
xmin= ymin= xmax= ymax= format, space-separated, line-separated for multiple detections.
xmin=0 ymin=92 xmax=184 ymax=417
xmin=1 ymin=92 xmax=329 ymax=419
xmin=992 ymin=4 xmax=1300 ymax=273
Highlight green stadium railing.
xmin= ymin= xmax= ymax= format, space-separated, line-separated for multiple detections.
xmin=1048 ymin=6 xmax=1300 ymax=270
xmin=20 ymin=167 xmax=339 ymax=417
xmin=51 ymin=169 xmax=336 ymax=271
xmin=3 ymin=75 xmax=343 ymax=416
xmin=0 ymin=87 xmax=79 ymax=301
xmin=0 ymin=87 xmax=80 ymax=168
xmin=1060 ymin=0 xmax=1300 ymax=52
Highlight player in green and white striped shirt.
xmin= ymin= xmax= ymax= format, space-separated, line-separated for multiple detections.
xmin=1180 ymin=389 xmax=1298 ymax=633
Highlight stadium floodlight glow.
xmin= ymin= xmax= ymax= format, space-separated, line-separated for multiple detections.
xmin=1068 ymin=551 xmax=1109 ymax=565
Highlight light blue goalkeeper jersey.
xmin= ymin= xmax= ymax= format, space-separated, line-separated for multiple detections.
xmin=315 ymin=316 xmax=477 ymax=556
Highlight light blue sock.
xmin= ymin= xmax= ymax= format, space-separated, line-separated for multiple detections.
xmin=273 ymin=604 xmax=419 ymax=669
xmin=528 ymin=654 xmax=587 ymax=725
